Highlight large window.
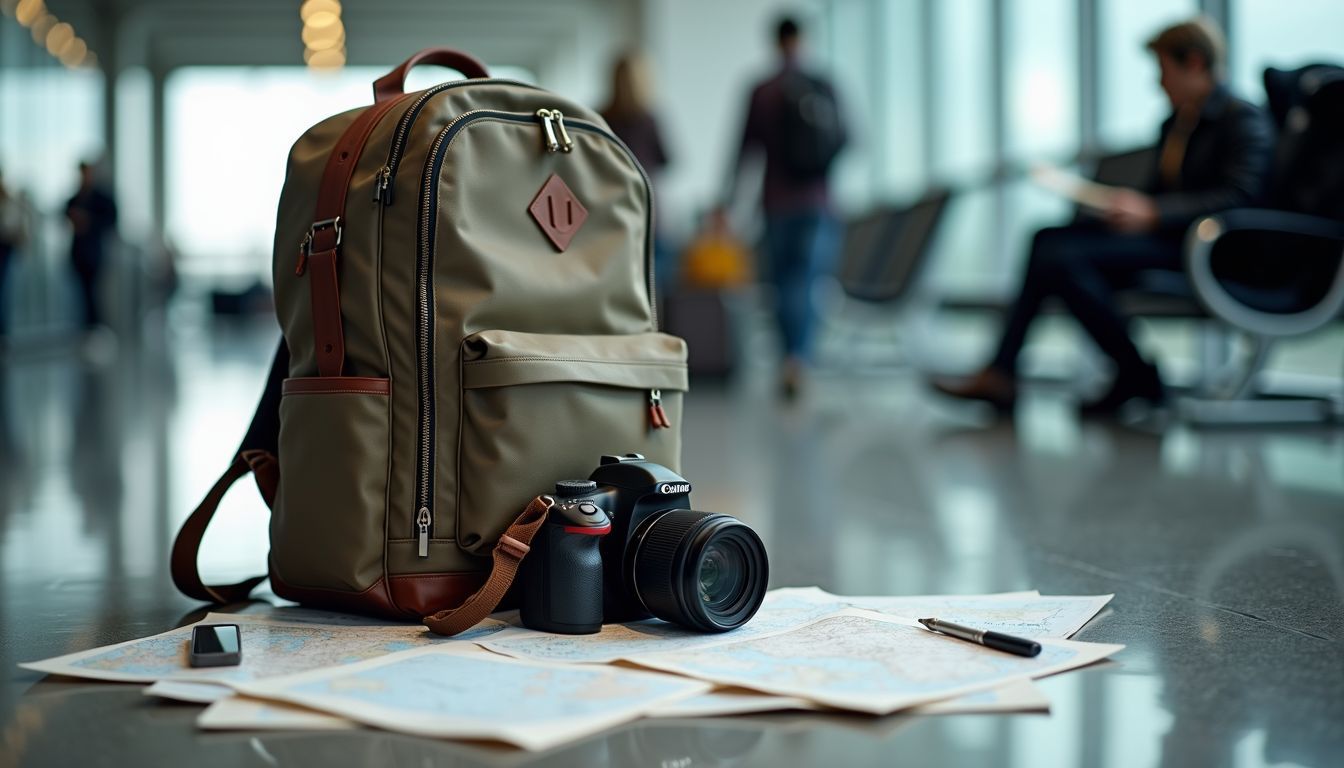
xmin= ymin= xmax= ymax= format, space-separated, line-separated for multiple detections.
xmin=1097 ymin=0 xmax=1196 ymax=150
xmin=875 ymin=0 xmax=925 ymax=200
xmin=1231 ymin=0 xmax=1344 ymax=99
xmin=1004 ymin=0 xmax=1077 ymax=161
xmin=0 ymin=66 xmax=103 ymax=211
xmin=930 ymin=0 xmax=994 ymax=182
xmin=828 ymin=0 xmax=880 ymax=212
xmin=165 ymin=65 xmax=533 ymax=280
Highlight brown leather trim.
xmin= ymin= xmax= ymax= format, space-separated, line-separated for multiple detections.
xmin=421 ymin=496 xmax=551 ymax=635
xmin=373 ymin=48 xmax=489 ymax=103
xmin=306 ymin=90 xmax=418 ymax=377
xmin=269 ymin=566 xmax=414 ymax=620
xmin=309 ymin=247 xmax=345 ymax=377
xmin=282 ymin=376 xmax=391 ymax=396
xmin=389 ymin=572 xmax=489 ymax=617
xmin=171 ymin=454 xmax=269 ymax=604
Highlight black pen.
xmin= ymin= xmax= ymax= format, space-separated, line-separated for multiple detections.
xmin=918 ymin=617 xmax=1042 ymax=657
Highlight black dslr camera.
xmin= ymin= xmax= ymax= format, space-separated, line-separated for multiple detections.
xmin=520 ymin=454 xmax=769 ymax=634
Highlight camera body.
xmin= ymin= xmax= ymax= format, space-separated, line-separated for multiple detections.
xmin=520 ymin=454 xmax=768 ymax=634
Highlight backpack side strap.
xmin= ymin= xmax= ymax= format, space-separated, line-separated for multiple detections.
xmin=170 ymin=450 xmax=278 ymax=604
xmin=422 ymin=495 xmax=553 ymax=636
xmin=172 ymin=338 xmax=287 ymax=605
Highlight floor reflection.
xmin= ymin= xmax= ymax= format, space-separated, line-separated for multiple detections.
xmin=1 ymin=323 xmax=1342 ymax=767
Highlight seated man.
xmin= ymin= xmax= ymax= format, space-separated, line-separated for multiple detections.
xmin=934 ymin=17 xmax=1274 ymax=415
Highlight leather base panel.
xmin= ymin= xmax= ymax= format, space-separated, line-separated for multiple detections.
xmin=270 ymin=567 xmax=415 ymax=620
xmin=271 ymin=565 xmax=515 ymax=621
xmin=388 ymin=572 xmax=490 ymax=616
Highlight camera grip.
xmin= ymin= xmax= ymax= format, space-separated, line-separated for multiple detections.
xmin=520 ymin=524 xmax=605 ymax=634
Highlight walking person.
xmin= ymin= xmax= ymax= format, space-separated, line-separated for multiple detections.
xmin=0 ymin=169 xmax=29 ymax=340
xmin=599 ymin=51 xmax=676 ymax=293
xmin=65 ymin=161 xmax=118 ymax=332
xmin=721 ymin=15 xmax=848 ymax=400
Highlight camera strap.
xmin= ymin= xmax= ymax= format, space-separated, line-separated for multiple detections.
xmin=422 ymin=495 xmax=554 ymax=636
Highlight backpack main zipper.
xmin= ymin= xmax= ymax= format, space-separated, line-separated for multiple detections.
xmin=412 ymin=109 xmax=658 ymax=555
xmin=373 ymin=79 xmax=541 ymax=205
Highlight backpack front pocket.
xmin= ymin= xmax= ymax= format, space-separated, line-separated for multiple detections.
xmin=453 ymin=330 xmax=686 ymax=555
xmin=272 ymin=377 xmax=391 ymax=592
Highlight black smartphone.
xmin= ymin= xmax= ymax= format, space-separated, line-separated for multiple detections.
xmin=188 ymin=624 xmax=242 ymax=668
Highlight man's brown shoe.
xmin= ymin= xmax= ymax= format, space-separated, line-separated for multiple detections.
xmin=930 ymin=367 xmax=1018 ymax=410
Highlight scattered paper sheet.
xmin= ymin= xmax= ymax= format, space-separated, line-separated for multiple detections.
xmin=650 ymin=677 xmax=1051 ymax=719
xmin=199 ymin=695 xmax=357 ymax=731
xmin=232 ymin=645 xmax=711 ymax=751
xmin=19 ymin=612 xmax=508 ymax=685
xmin=1030 ymin=164 xmax=1118 ymax=211
xmin=843 ymin=593 xmax=1114 ymax=639
xmin=912 ymin=677 xmax=1050 ymax=715
xmin=21 ymin=587 xmax=1118 ymax=744
xmin=625 ymin=608 xmax=1122 ymax=715
xmin=479 ymin=588 xmax=1110 ymax=665
xmin=143 ymin=680 xmax=233 ymax=704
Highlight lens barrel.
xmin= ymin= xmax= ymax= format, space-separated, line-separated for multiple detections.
xmin=629 ymin=510 xmax=768 ymax=632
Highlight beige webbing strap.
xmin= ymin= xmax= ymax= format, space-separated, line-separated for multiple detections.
xmin=422 ymin=495 xmax=554 ymax=636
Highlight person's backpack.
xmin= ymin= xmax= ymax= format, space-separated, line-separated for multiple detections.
xmin=171 ymin=49 xmax=687 ymax=632
xmin=778 ymin=72 xmax=845 ymax=180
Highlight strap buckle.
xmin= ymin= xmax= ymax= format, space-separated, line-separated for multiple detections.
xmin=303 ymin=216 xmax=343 ymax=254
xmin=497 ymin=534 xmax=531 ymax=560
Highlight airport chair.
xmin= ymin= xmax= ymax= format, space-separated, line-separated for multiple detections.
xmin=1179 ymin=65 xmax=1344 ymax=424
xmin=819 ymin=188 xmax=951 ymax=370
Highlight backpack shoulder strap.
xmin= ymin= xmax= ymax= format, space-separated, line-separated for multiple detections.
xmin=171 ymin=339 xmax=287 ymax=604
xmin=422 ymin=496 xmax=553 ymax=636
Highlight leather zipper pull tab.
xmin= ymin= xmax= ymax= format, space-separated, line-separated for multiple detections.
xmin=295 ymin=235 xmax=310 ymax=276
xmin=649 ymin=390 xmax=671 ymax=430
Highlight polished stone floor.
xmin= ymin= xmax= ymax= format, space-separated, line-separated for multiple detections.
xmin=2 ymin=319 xmax=1342 ymax=768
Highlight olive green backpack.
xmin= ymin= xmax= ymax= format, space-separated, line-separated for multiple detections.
xmin=171 ymin=48 xmax=686 ymax=629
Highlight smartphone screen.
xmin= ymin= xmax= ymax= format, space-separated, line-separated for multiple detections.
xmin=189 ymin=624 xmax=241 ymax=667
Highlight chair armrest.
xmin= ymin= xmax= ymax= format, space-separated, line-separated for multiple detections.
xmin=1185 ymin=209 xmax=1344 ymax=337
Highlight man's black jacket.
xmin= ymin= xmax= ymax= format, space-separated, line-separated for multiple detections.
xmin=1145 ymin=84 xmax=1275 ymax=236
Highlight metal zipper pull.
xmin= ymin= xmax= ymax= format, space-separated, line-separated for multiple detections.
xmin=417 ymin=507 xmax=431 ymax=557
xmin=535 ymin=109 xmax=559 ymax=152
xmin=649 ymin=389 xmax=671 ymax=429
xmin=373 ymin=165 xmax=392 ymax=204
xmin=552 ymin=110 xmax=575 ymax=152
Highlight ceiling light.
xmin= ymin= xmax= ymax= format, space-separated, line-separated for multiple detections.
xmin=58 ymin=36 xmax=87 ymax=67
xmin=301 ymin=21 xmax=344 ymax=48
xmin=44 ymin=21 xmax=73 ymax=55
xmin=304 ymin=30 xmax=345 ymax=52
xmin=14 ymin=0 xmax=43 ymax=26
xmin=305 ymin=48 xmax=346 ymax=70
xmin=29 ymin=12 xmax=55 ymax=42
xmin=299 ymin=0 xmax=340 ymax=22
xmin=304 ymin=9 xmax=339 ymax=29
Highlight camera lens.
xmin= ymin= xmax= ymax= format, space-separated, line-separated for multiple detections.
xmin=629 ymin=510 xmax=768 ymax=632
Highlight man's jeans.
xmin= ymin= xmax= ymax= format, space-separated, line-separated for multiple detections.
xmin=763 ymin=210 xmax=839 ymax=361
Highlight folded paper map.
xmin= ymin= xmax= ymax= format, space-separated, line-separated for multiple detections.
xmin=624 ymin=608 xmax=1122 ymax=715
xmin=19 ymin=611 xmax=507 ymax=685
xmin=231 ymin=645 xmax=711 ymax=750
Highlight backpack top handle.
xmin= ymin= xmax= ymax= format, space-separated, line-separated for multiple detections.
xmin=373 ymin=48 xmax=490 ymax=103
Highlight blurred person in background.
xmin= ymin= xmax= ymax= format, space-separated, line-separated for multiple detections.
xmin=65 ymin=160 xmax=118 ymax=333
xmin=720 ymin=15 xmax=847 ymax=400
xmin=933 ymin=17 xmax=1273 ymax=416
xmin=599 ymin=51 xmax=675 ymax=293
xmin=0 ymin=169 xmax=29 ymax=340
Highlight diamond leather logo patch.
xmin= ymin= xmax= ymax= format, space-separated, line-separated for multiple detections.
xmin=528 ymin=174 xmax=587 ymax=252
